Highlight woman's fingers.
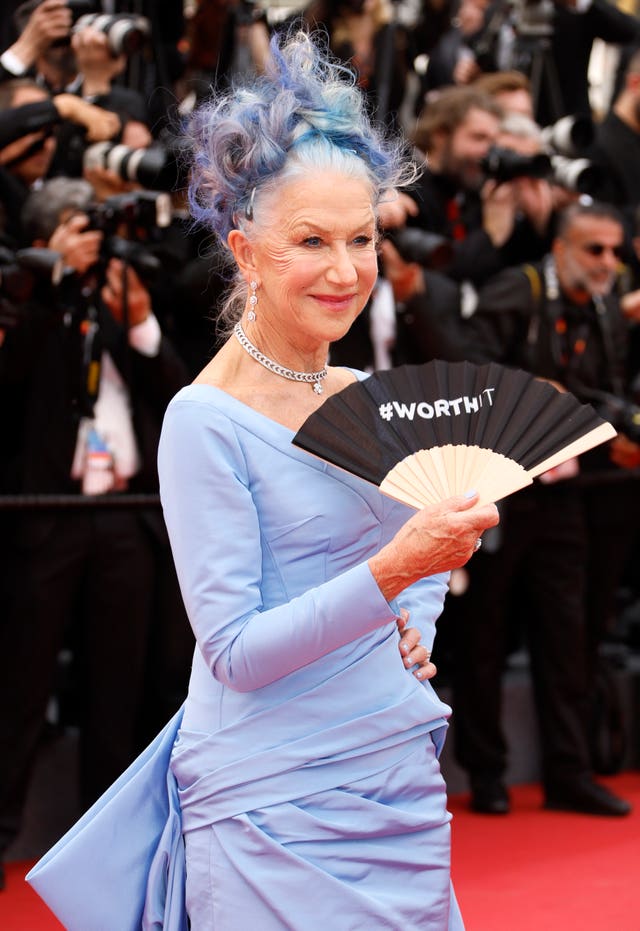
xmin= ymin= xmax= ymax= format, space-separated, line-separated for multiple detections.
xmin=415 ymin=660 xmax=437 ymax=681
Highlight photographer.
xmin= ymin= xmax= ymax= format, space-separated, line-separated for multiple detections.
xmin=69 ymin=19 xmax=151 ymax=137
xmin=407 ymin=87 xmax=565 ymax=288
xmin=182 ymin=0 xmax=271 ymax=98
xmin=0 ymin=0 xmax=73 ymax=85
xmin=0 ymin=77 xmax=120 ymax=243
xmin=444 ymin=201 xmax=637 ymax=816
xmin=0 ymin=175 xmax=190 ymax=879
xmin=4 ymin=1 xmax=152 ymax=144
xmin=467 ymin=0 xmax=640 ymax=124
xmin=419 ymin=0 xmax=491 ymax=95
xmin=591 ymin=47 xmax=640 ymax=209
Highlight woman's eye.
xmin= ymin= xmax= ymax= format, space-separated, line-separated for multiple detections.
xmin=303 ymin=236 xmax=322 ymax=247
xmin=353 ymin=235 xmax=373 ymax=247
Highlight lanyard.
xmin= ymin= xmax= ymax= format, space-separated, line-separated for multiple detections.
xmin=80 ymin=304 xmax=102 ymax=417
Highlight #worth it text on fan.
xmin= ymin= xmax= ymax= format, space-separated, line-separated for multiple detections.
xmin=378 ymin=388 xmax=496 ymax=422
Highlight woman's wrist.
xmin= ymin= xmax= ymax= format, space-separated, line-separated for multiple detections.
xmin=368 ymin=546 xmax=417 ymax=603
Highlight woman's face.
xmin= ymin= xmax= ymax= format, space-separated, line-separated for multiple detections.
xmin=246 ymin=169 xmax=379 ymax=351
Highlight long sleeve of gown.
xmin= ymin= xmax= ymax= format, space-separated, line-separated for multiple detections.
xmin=158 ymin=394 xmax=408 ymax=692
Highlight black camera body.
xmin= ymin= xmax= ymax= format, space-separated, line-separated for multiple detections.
xmin=84 ymin=192 xmax=172 ymax=284
xmin=481 ymin=145 xmax=606 ymax=197
xmin=596 ymin=392 xmax=640 ymax=444
xmin=481 ymin=145 xmax=552 ymax=184
xmin=386 ymin=228 xmax=453 ymax=270
xmin=85 ymin=191 xmax=172 ymax=236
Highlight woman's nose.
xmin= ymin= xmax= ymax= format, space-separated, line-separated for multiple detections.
xmin=327 ymin=244 xmax=359 ymax=284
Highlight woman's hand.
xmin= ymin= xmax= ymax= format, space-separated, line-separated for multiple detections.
xmin=370 ymin=492 xmax=500 ymax=602
xmin=396 ymin=608 xmax=436 ymax=681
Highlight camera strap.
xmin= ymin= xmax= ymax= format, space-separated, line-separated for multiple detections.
xmin=79 ymin=303 xmax=102 ymax=417
xmin=525 ymin=255 xmax=625 ymax=397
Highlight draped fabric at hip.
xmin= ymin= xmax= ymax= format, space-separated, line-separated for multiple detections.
xmin=172 ymin=630 xmax=448 ymax=834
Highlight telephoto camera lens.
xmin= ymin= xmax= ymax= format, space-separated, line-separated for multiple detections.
xmin=550 ymin=155 xmax=605 ymax=196
xmin=541 ymin=116 xmax=594 ymax=158
xmin=83 ymin=141 xmax=181 ymax=194
xmin=73 ymin=13 xmax=151 ymax=56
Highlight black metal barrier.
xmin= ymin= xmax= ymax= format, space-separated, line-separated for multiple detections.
xmin=0 ymin=493 xmax=161 ymax=510
xmin=0 ymin=468 xmax=638 ymax=512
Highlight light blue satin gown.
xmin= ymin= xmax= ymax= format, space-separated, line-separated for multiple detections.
xmin=158 ymin=381 xmax=465 ymax=931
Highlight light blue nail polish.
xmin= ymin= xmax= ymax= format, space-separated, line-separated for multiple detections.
xmin=464 ymin=489 xmax=478 ymax=498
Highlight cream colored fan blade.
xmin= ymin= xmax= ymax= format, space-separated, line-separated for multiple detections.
xmin=527 ymin=422 xmax=617 ymax=479
xmin=380 ymin=446 xmax=533 ymax=508
xmin=380 ymin=457 xmax=446 ymax=509
xmin=470 ymin=450 xmax=533 ymax=505
xmin=376 ymin=480 xmax=430 ymax=510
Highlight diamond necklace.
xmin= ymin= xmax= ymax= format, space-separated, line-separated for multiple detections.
xmin=233 ymin=321 xmax=328 ymax=395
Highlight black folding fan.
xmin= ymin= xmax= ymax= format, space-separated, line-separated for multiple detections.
xmin=292 ymin=360 xmax=616 ymax=507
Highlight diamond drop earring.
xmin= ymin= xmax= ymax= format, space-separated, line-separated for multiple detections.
xmin=248 ymin=280 xmax=258 ymax=322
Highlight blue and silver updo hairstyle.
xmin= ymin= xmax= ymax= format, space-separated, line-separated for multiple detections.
xmin=186 ymin=30 xmax=413 ymax=246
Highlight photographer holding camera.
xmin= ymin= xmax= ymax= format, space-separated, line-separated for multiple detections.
xmin=0 ymin=175 xmax=190 ymax=882
xmin=376 ymin=108 xmax=560 ymax=366
xmin=0 ymin=77 xmax=119 ymax=244
xmin=0 ymin=0 xmax=73 ymax=85
xmin=407 ymin=85 xmax=565 ymax=288
xmin=442 ymin=201 xmax=638 ymax=816
xmin=591 ymin=47 xmax=640 ymax=210
xmin=432 ymin=0 xmax=640 ymax=125
xmin=2 ymin=2 xmax=152 ymax=162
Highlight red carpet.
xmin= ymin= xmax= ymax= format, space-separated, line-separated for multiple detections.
xmin=2 ymin=773 xmax=639 ymax=929
xmin=450 ymin=773 xmax=640 ymax=930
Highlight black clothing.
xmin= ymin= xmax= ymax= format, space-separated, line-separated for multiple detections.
xmin=534 ymin=0 xmax=640 ymax=124
xmin=0 ymin=293 xmax=190 ymax=858
xmin=86 ymin=84 xmax=149 ymax=126
xmin=0 ymin=100 xmax=60 ymax=151
xmin=332 ymin=22 xmax=412 ymax=130
xmin=452 ymin=483 xmax=591 ymax=787
xmin=591 ymin=111 xmax=640 ymax=207
xmin=420 ymin=27 xmax=467 ymax=94
xmin=462 ymin=261 xmax=629 ymax=398
xmin=410 ymin=170 xmax=553 ymax=286
xmin=411 ymin=170 xmax=502 ymax=286
xmin=445 ymin=257 xmax=637 ymax=791
xmin=0 ymin=165 xmax=29 ymax=244
xmin=393 ymin=270 xmax=470 ymax=364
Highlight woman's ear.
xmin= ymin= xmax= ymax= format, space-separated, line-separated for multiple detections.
xmin=227 ymin=229 xmax=257 ymax=279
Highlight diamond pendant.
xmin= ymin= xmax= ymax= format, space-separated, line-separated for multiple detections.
xmin=313 ymin=381 xmax=324 ymax=395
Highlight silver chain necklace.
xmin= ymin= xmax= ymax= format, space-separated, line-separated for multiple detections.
xmin=233 ymin=321 xmax=328 ymax=394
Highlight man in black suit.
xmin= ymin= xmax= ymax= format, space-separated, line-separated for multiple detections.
xmin=446 ymin=201 xmax=637 ymax=816
xmin=536 ymin=0 xmax=640 ymax=125
xmin=0 ymin=177 xmax=190 ymax=878
xmin=591 ymin=48 xmax=640 ymax=209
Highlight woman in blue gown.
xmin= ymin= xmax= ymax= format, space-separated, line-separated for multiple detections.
xmin=155 ymin=30 xmax=498 ymax=930
xmin=27 ymin=28 xmax=499 ymax=931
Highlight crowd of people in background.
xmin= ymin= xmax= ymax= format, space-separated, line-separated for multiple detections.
xmin=1 ymin=0 xmax=640 ymax=889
